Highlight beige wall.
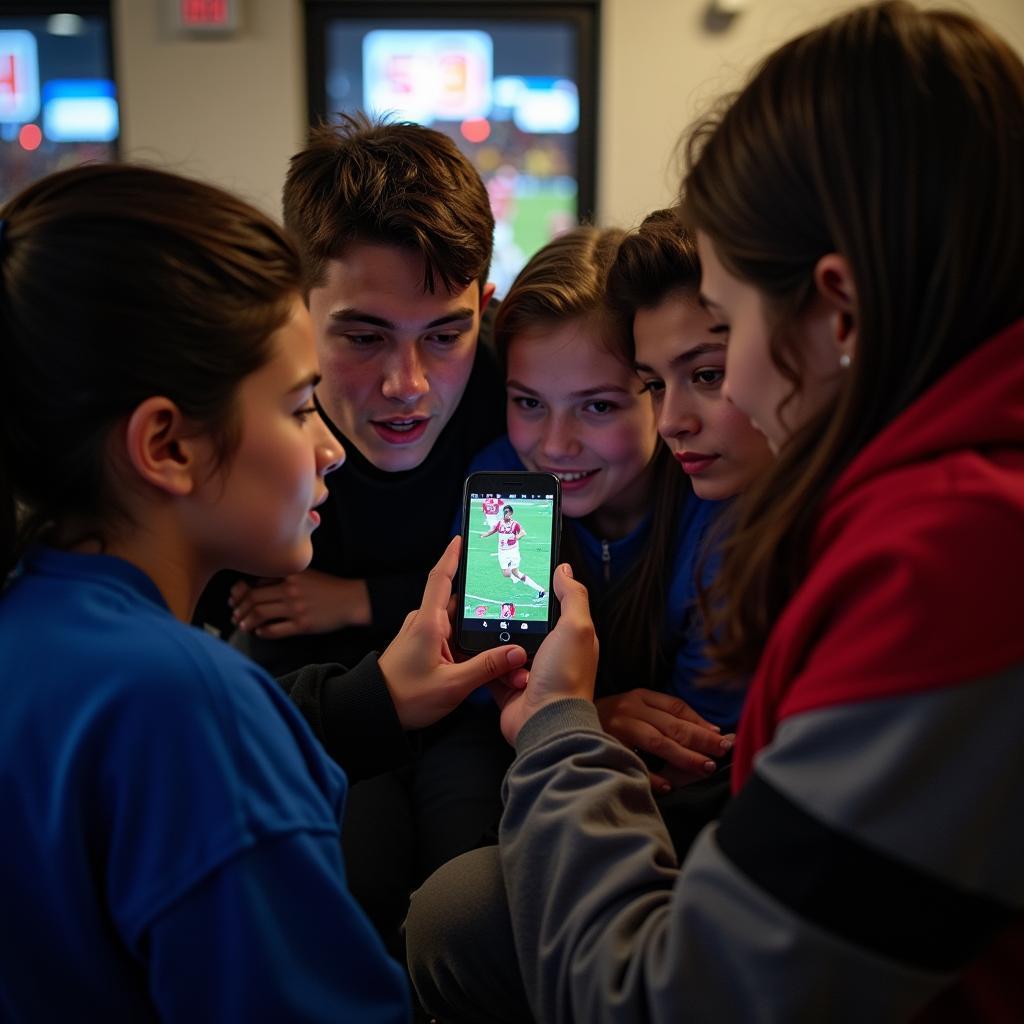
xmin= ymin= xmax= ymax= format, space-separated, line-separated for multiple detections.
xmin=114 ymin=0 xmax=1024 ymax=224
xmin=113 ymin=0 xmax=305 ymax=216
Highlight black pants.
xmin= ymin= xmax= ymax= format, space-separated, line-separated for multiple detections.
xmin=406 ymin=759 xmax=732 ymax=1023
xmin=342 ymin=699 xmax=513 ymax=963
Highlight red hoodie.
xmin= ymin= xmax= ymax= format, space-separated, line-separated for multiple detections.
xmin=734 ymin=317 xmax=1024 ymax=1017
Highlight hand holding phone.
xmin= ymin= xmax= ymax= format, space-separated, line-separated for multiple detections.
xmin=456 ymin=471 xmax=561 ymax=658
xmin=489 ymin=562 xmax=599 ymax=745
xmin=378 ymin=536 xmax=528 ymax=731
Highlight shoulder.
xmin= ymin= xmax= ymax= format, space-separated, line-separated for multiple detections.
xmin=778 ymin=451 xmax=1024 ymax=714
xmin=110 ymin=621 xmax=344 ymax=804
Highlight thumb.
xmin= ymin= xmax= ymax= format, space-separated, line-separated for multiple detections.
xmin=551 ymin=562 xmax=590 ymax=617
xmin=448 ymin=645 xmax=528 ymax=698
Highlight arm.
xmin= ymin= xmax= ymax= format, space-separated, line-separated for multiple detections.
xmin=278 ymin=655 xmax=413 ymax=783
xmin=147 ymin=830 xmax=410 ymax=1022
xmin=494 ymin=552 xmax=1024 ymax=1021
xmin=501 ymin=675 xmax=1024 ymax=1023
xmin=480 ymin=524 xmax=499 ymax=538
xmin=280 ymin=539 xmax=529 ymax=780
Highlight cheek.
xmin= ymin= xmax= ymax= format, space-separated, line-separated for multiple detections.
xmin=598 ymin=418 xmax=656 ymax=477
xmin=429 ymin=346 xmax=476 ymax=402
xmin=506 ymin=408 xmax=539 ymax=460
xmin=719 ymin=403 xmax=772 ymax=467
xmin=724 ymin=336 xmax=764 ymax=418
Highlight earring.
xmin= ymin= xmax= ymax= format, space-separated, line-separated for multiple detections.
xmin=839 ymin=353 xmax=852 ymax=369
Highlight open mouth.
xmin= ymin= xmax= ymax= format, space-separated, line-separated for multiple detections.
xmin=371 ymin=417 xmax=430 ymax=445
xmin=546 ymin=468 xmax=600 ymax=490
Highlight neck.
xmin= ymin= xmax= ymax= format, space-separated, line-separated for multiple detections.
xmin=72 ymin=519 xmax=207 ymax=622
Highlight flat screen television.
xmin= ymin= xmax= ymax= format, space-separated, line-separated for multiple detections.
xmin=305 ymin=1 xmax=598 ymax=295
xmin=0 ymin=3 xmax=118 ymax=204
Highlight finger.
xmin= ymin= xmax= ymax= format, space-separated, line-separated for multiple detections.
xmin=228 ymin=580 xmax=251 ymax=606
xmin=550 ymin=562 xmax=592 ymax=624
xmin=419 ymin=536 xmax=461 ymax=616
xmin=236 ymin=601 xmax=292 ymax=630
xmin=639 ymin=689 xmax=720 ymax=731
xmin=252 ymin=618 xmax=301 ymax=640
xmin=648 ymin=770 xmax=673 ymax=795
xmin=486 ymin=678 xmax=517 ymax=711
xmin=638 ymin=711 xmax=732 ymax=759
xmin=450 ymin=645 xmax=528 ymax=698
xmin=502 ymin=666 xmax=529 ymax=690
xmin=626 ymin=720 xmax=718 ymax=772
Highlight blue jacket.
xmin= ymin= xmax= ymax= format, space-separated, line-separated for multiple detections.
xmin=0 ymin=546 xmax=409 ymax=1022
xmin=465 ymin=437 xmax=743 ymax=727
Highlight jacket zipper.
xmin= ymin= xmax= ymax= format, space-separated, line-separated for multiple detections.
xmin=601 ymin=539 xmax=611 ymax=583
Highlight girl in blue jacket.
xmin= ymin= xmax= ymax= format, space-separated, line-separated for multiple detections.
xmin=0 ymin=163 xmax=518 ymax=1022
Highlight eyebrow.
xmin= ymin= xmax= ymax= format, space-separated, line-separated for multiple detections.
xmin=506 ymin=379 xmax=634 ymax=398
xmin=328 ymin=308 xmax=476 ymax=330
xmin=288 ymin=371 xmax=321 ymax=393
xmin=634 ymin=341 xmax=725 ymax=373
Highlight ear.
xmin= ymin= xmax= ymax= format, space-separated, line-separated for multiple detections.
xmin=123 ymin=397 xmax=205 ymax=498
xmin=813 ymin=253 xmax=857 ymax=360
xmin=481 ymin=281 xmax=497 ymax=311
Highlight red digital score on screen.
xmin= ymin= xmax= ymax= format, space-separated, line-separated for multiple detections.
xmin=181 ymin=0 xmax=230 ymax=28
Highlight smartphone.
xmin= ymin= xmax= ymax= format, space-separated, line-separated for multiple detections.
xmin=456 ymin=471 xmax=561 ymax=657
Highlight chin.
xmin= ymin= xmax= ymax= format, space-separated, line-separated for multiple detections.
xmin=371 ymin=445 xmax=431 ymax=473
xmin=690 ymin=479 xmax=731 ymax=502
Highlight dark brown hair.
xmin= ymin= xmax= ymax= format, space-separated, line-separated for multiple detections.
xmin=605 ymin=208 xmax=701 ymax=329
xmin=496 ymin=225 xmax=686 ymax=691
xmin=283 ymin=112 xmax=494 ymax=294
xmin=0 ymin=163 xmax=303 ymax=578
xmin=681 ymin=1 xmax=1024 ymax=679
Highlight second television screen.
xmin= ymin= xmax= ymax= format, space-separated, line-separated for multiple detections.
xmin=316 ymin=14 xmax=592 ymax=295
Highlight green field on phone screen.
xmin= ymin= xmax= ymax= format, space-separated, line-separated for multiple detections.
xmin=463 ymin=498 xmax=553 ymax=622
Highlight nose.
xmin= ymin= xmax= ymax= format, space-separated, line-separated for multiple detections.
xmin=381 ymin=343 xmax=429 ymax=403
xmin=314 ymin=414 xmax=345 ymax=476
xmin=658 ymin=386 xmax=700 ymax=442
xmin=539 ymin=412 xmax=582 ymax=460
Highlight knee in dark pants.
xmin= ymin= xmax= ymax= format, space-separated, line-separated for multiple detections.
xmin=405 ymin=847 xmax=533 ymax=1024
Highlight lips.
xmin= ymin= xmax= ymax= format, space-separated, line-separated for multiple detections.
xmin=370 ymin=416 xmax=430 ymax=445
xmin=674 ymin=452 xmax=718 ymax=474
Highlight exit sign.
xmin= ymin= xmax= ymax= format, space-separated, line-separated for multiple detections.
xmin=175 ymin=0 xmax=240 ymax=34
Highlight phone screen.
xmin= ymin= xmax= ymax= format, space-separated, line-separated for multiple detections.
xmin=457 ymin=472 xmax=560 ymax=655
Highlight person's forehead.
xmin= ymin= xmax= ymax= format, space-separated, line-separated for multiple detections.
xmin=323 ymin=242 xmax=479 ymax=310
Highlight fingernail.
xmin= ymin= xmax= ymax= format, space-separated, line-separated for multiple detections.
xmin=658 ymin=782 xmax=671 ymax=794
xmin=703 ymin=760 xmax=716 ymax=775
xmin=562 ymin=563 xmax=573 ymax=578
xmin=719 ymin=737 xmax=734 ymax=753
xmin=506 ymin=648 xmax=527 ymax=667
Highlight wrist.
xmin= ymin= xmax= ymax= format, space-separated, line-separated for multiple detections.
xmin=515 ymin=697 xmax=600 ymax=751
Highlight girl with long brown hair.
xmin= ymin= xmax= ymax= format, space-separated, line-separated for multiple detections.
xmin=407 ymin=4 xmax=1024 ymax=1019
xmin=470 ymin=224 xmax=755 ymax=791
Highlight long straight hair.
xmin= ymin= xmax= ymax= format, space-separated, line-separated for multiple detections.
xmin=682 ymin=1 xmax=1024 ymax=679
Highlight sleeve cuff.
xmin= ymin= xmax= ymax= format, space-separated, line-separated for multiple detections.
xmin=515 ymin=698 xmax=604 ymax=755
xmin=320 ymin=653 xmax=414 ymax=781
